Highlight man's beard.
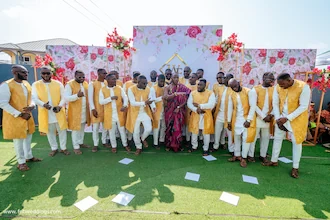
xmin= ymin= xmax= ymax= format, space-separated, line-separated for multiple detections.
xmin=17 ymin=73 xmax=26 ymax=80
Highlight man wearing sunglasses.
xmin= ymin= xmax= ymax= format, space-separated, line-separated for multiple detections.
xmin=64 ymin=70 xmax=91 ymax=155
xmin=0 ymin=65 xmax=42 ymax=171
xmin=32 ymin=66 xmax=70 ymax=157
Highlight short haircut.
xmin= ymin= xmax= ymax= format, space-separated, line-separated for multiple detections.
xmin=40 ymin=66 xmax=51 ymax=71
xmin=277 ymin=73 xmax=291 ymax=81
xmin=190 ymin=72 xmax=198 ymax=77
xmin=133 ymin=71 xmax=141 ymax=79
xmin=165 ymin=68 xmax=172 ymax=72
xmin=110 ymin=70 xmax=119 ymax=74
xmin=75 ymin=70 xmax=84 ymax=75
xmin=106 ymin=73 xmax=116 ymax=79
xmin=217 ymin=71 xmax=225 ymax=75
xmin=138 ymin=75 xmax=147 ymax=80
xmin=199 ymin=78 xmax=207 ymax=84
xmin=197 ymin=68 xmax=204 ymax=72
xmin=158 ymin=74 xmax=165 ymax=80
xmin=226 ymin=73 xmax=234 ymax=79
xmin=97 ymin=68 xmax=106 ymax=74
xmin=263 ymin=72 xmax=274 ymax=78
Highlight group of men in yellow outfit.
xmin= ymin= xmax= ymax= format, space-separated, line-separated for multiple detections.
xmin=0 ymin=64 xmax=310 ymax=178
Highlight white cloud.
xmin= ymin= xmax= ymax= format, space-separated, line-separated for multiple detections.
xmin=2 ymin=5 xmax=31 ymax=18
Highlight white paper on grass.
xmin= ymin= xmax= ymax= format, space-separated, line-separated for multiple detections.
xmin=219 ymin=192 xmax=240 ymax=206
xmin=119 ymin=158 xmax=134 ymax=165
xmin=278 ymin=157 xmax=293 ymax=163
xmin=203 ymin=155 xmax=217 ymax=161
xmin=112 ymin=192 xmax=135 ymax=206
xmin=242 ymin=175 xmax=259 ymax=185
xmin=184 ymin=172 xmax=200 ymax=182
xmin=74 ymin=196 xmax=99 ymax=212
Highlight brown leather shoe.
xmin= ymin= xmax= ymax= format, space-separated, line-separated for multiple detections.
xmin=92 ymin=146 xmax=98 ymax=153
xmin=124 ymin=146 xmax=131 ymax=152
xmin=228 ymin=156 xmax=242 ymax=162
xmin=247 ymin=156 xmax=256 ymax=162
xmin=291 ymin=168 xmax=299 ymax=178
xmin=262 ymin=161 xmax=278 ymax=166
xmin=135 ymin=149 xmax=142 ymax=155
xmin=79 ymin=144 xmax=90 ymax=148
xmin=259 ymin=156 xmax=267 ymax=163
xmin=240 ymin=158 xmax=247 ymax=168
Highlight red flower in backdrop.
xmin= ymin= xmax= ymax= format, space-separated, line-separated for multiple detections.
xmin=123 ymin=50 xmax=131 ymax=59
xmin=258 ymin=49 xmax=267 ymax=57
xmin=65 ymin=58 xmax=75 ymax=70
xmin=269 ymin=57 xmax=276 ymax=64
xmin=243 ymin=62 xmax=252 ymax=75
xmin=209 ymin=33 xmax=243 ymax=61
xmin=215 ymin=29 xmax=223 ymax=37
xmin=106 ymin=27 xmax=135 ymax=59
xmin=91 ymin=71 xmax=97 ymax=81
xmin=133 ymin=28 xmax=137 ymax=38
xmin=97 ymin=48 xmax=104 ymax=55
xmin=80 ymin=46 xmax=88 ymax=54
xmin=289 ymin=57 xmax=296 ymax=65
xmin=165 ymin=27 xmax=176 ymax=35
xmin=44 ymin=54 xmax=53 ymax=65
xmin=278 ymin=51 xmax=285 ymax=59
xmin=108 ymin=55 xmax=114 ymax=62
xmin=249 ymin=79 xmax=255 ymax=85
xmin=187 ymin=26 xmax=202 ymax=38
xmin=56 ymin=67 xmax=65 ymax=75
xmin=91 ymin=53 xmax=97 ymax=60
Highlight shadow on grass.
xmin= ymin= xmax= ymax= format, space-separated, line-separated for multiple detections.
xmin=0 ymin=129 xmax=329 ymax=219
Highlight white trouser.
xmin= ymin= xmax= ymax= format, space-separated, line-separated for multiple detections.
xmin=185 ymin=126 xmax=191 ymax=142
xmin=13 ymin=134 xmax=33 ymax=164
xmin=192 ymin=131 xmax=210 ymax=151
xmin=233 ymin=128 xmax=251 ymax=157
xmin=271 ymin=124 xmax=302 ymax=169
xmin=127 ymin=130 xmax=133 ymax=141
xmin=47 ymin=123 xmax=67 ymax=151
xmin=153 ymin=118 xmax=166 ymax=145
xmin=92 ymin=123 xmax=107 ymax=146
xmin=214 ymin=121 xmax=226 ymax=149
xmin=249 ymin=127 xmax=270 ymax=158
xmin=133 ymin=117 xmax=152 ymax=149
xmin=71 ymin=123 xmax=86 ymax=149
xmin=226 ymin=128 xmax=234 ymax=152
xmin=108 ymin=121 xmax=128 ymax=148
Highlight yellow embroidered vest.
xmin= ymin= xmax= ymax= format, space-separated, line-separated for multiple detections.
xmin=90 ymin=80 xmax=107 ymax=123
xmin=230 ymin=87 xmax=256 ymax=143
xmin=213 ymin=85 xmax=226 ymax=122
xmin=276 ymin=80 xmax=308 ymax=144
xmin=34 ymin=80 xmax=67 ymax=133
xmin=125 ymin=85 xmax=153 ymax=133
xmin=102 ymin=85 xmax=126 ymax=130
xmin=67 ymin=80 xmax=90 ymax=130
xmin=124 ymin=80 xmax=135 ymax=94
xmin=152 ymin=85 xmax=164 ymax=128
xmin=254 ymin=85 xmax=275 ymax=134
xmin=185 ymin=83 xmax=198 ymax=125
xmin=116 ymin=80 xmax=123 ymax=87
xmin=2 ymin=79 xmax=35 ymax=139
xmin=188 ymin=90 xmax=214 ymax=134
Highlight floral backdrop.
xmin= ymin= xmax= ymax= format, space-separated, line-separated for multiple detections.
xmin=220 ymin=49 xmax=317 ymax=88
xmin=46 ymin=45 xmax=132 ymax=82
xmin=132 ymin=25 xmax=222 ymax=84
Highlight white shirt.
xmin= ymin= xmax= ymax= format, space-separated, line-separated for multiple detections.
xmin=273 ymin=82 xmax=310 ymax=132
xmin=127 ymin=87 xmax=156 ymax=121
xmin=148 ymin=81 xmax=157 ymax=87
xmin=31 ymin=81 xmax=65 ymax=124
xmin=227 ymin=89 xmax=256 ymax=135
xmin=64 ymin=83 xmax=87 ymax=123
xmin=99 ymin=86 xmax=128 ymax=122
xmin=88 ymin=81 xmax=105 ymax=111
xmin=150 ymin=86 xmax=164 ymax=120
xmin=216 ymin=85 xmax=227 ymax=122
xmin=252 ymin=87 xmax=273 ymax=128
xmin=182 ymin=78 xmax=190 ymax=86
xmin=0 ymin=81 xmax=34 ymax=117
xmin=187 ymin=90 xmax=216 ymax=129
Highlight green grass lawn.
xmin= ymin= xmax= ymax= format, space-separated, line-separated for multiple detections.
xmin=0 ymin=129 xmax=329 ymax=219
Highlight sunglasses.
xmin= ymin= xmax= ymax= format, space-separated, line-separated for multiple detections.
xmin=41 ymin=72 xmax=51 ymax=75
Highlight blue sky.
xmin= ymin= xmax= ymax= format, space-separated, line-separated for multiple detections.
xmin=0 ymin=0 xmax=329 ymax=54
